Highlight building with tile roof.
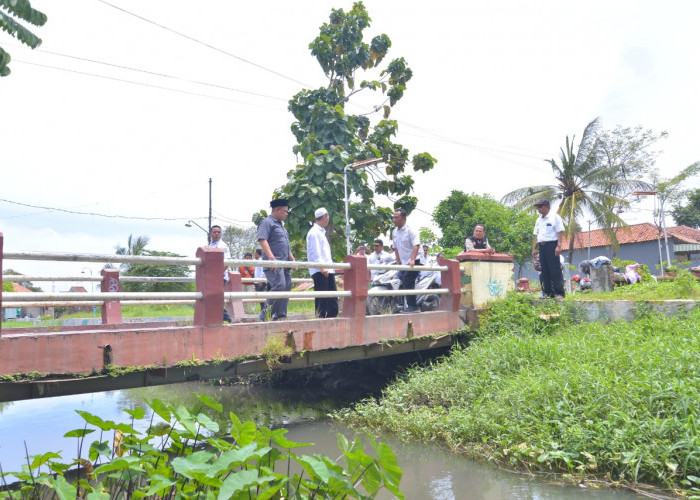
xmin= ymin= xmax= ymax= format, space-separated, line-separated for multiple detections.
xmin=561 ymin=222 xmax=700 ymax=272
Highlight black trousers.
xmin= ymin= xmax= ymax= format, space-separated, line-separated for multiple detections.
xmin=312 ymin=272 xmax=338 ymax=318
xmin=539 ymin=241 xmax=565 ymax=297
xmin=399 ymin=261 xmax=420 ymax=308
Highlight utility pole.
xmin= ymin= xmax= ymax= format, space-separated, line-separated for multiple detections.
xmin=587 ymin=220 xmax=592 ymax=261
xmin=208 ymin=178 xmax=212 ymax=244
xmin=658 ymin=194 xmax=672 ymax=270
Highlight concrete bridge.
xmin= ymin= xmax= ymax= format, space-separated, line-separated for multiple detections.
xmin=0 ymin=233 xmax=514 ymax=401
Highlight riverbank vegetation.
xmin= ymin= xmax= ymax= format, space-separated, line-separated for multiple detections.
xmin=0 ymin=394 xmax=404 ymax=499
xmin=336 ymin=294 xmax=700 ymax=494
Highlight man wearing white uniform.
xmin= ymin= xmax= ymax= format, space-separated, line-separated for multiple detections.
xmin=392 ymin=208 xmax=421 ymax=313
xmin=532 ymin=199 xmax=566 ymax=299
xmin=208 ymin=225 xmax=232 ymax=322
xmin=368 ymin=238 xmax=393 ymax=281
xmin=306 ymin=207 xmax=338 ymax=318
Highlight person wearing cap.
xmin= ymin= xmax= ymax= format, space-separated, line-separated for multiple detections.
xmin=306 ymin=207 xmax=338 ymax=318
xmin=392 ymin=208 xmax=422 ymax=313
xmin=368 ymin=238 xmax=393 ymax=280
xmin=257 ymin=199 xmax=295 ymax=321
xmin=532 ymin=199 xmax=566 ymax=299
xmin=238 ymin=252 xmax=255 ymax=314
xmin=464 ymin=224 xmax=495 ymax=255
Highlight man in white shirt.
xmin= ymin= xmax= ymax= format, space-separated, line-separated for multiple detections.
xmin=306 ymin=207 xmax=338 ymax=318
xmin=368 ymin=238 xmax=393 ymax=281
xmin=207 ymin=225 xmax=232 ymax=322
xmin=532 ymin=199 xmax=566 ymax=298
xmin=392 ymin=208 xmax=421 ymax=313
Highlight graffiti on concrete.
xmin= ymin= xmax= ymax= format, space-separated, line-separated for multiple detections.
xmin=486 ymin=278 xmax=504 ymax=297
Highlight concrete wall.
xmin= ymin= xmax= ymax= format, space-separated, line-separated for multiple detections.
xmin=0 ymin=311 xmax=464 ymax=376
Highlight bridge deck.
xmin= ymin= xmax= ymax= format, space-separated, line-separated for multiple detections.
xmin=0 ymin=310 xmax=472 ymax=401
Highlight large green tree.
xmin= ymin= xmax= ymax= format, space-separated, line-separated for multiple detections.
xmin=221 ymin=225 xmax=258 ymax=259
xmin=501 ymin=118 xmax=648 ymax=263
xmin=256 ymin=2 xmax=436 ymax=258
xmin=433 ymin=191 xmax=536 ymax=272
xmin=0 ymin=0 xmax=47 ymax=77
xmin=672 ymin=188 xmax=700 ymax=229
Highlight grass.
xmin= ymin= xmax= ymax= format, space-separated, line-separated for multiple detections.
xmin=336 ymin=294 xmax=700 ymax=492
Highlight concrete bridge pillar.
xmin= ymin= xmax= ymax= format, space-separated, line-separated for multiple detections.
xmin=194 ymin=247 xmax=224 ymax=326
xmin=341 ymin=254 xmax=368 ymax=323
xmin=440 ymin=258 xmax=462 ymax=312
xmin=101 ymin=269 xmax=122 ymax=324
xmin=0 ymin=232 xmax=3 ymax=337
xmin=225 ymin=271 xmax=245 ymax=321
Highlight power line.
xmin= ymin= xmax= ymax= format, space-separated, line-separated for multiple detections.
xmin=0 ymin=197 xmax=207 ymax=222
xmin=97 ymin=0 xmax=309 ymax=87
xmin=16 ymin=45 xmax=287 ymax=102
xmin=14 ymin=60 xmax=282 ymax=110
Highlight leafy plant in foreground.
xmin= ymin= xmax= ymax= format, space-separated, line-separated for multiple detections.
xmin=0 ymin=393 xmax=403 ymax=499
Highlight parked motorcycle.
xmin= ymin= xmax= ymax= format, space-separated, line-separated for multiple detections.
xmin=366 ymin=259 xmax=441 ymax=315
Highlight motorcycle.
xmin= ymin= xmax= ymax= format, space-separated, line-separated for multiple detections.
xmin=366 ymin=258 xmax=441 ymax=315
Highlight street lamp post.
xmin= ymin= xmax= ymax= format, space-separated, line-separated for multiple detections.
xmin=344 ymin=158 xmax=383 ymax=256
xmin=633 ymin=190 xmax=670 ymax=275
xmin=185 ymin=220 xmax=210 ymax=240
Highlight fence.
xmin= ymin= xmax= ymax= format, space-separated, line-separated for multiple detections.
xmin=0 ymin=233 xmax=462 ymax=336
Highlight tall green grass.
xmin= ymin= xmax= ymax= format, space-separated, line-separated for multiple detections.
xmin=338 ymin=295 xmax=700 ymax=490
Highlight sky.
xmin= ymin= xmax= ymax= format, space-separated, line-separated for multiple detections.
xmin=1 ymin=0 xmax=699 ymax=285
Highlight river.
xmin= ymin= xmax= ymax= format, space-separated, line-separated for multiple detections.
xmin=0 ymin=382 xmax=644 ymax=499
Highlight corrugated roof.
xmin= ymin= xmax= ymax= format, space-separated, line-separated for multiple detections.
xmin=562 ymin=223 xmax=700 ymax=251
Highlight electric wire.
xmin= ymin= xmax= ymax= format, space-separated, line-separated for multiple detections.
xmin=14 ymin=60 xmax=282 ymax=110
xmin=17 ymin=45 xmax=287 ymax=102
xmin=0 ymin=197 xmax=208 ymax=222
xmin=97 ymin=0 xmax=310 ymax=87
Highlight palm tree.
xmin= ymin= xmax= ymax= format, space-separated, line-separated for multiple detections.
xmin=501 ymin=118 xmax=648 ymax=263
xmin=115 ymin=234 xmax=150 ymax=273
xmin=0 ymin=0 xmax=47 ymax=77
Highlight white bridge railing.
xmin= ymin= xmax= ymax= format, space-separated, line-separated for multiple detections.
xmin=0 ymin=243 xmax=460 ymax=332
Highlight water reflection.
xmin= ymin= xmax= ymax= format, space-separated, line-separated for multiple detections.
xmin=285 ymin=422 xmax=642 ymax=500
xmin=0 ymin=382 xmax=642 ymax=499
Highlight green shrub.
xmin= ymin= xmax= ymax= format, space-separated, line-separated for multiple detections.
xmin=0 ymin=394 xmax=404 ymax=499
xmin=339 ymin=300 xmax=700 ymax=492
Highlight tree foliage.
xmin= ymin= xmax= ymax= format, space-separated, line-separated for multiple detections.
xmin=115 ymin=234 xmax=151 ymax=274
xmin=597 ymin=125 xmax=667 ymax=178
xmin=121 ymin=250 xmax=194 ymax=293
xmin=501 ymin=118 xmax=649 ymax=262
xmin=0 ymin=0 xmax=47 ymax=77
xmin=672 ymin=188 xmax=700 ymax=228
xmin=113 ymin=235 xmax=194 ymax=292
xmin=257 ymin=1 xmax=436 ymax=258
xmin=222 ymin=225 xmax=258 ymax=258
xmin=433 ymin=191 xmax=536 ymax=269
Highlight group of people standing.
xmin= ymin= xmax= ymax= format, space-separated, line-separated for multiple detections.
xmin=254 ymin=199 xmax=429 ymax=320
xmin=208 ymin=195 xmax=567 ymax=323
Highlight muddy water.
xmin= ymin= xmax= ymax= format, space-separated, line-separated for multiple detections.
xmin=0 ymin=382 xmax=642 ymax=498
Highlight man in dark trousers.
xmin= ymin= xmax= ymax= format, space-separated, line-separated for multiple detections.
xmin=306 ymin=207 xmax=338 ymax=318
xmin=392 ymin=208 xmax=421 ymax=313
xmin=532 ymin=199 xmax=565 ymax=299
xmin=257 ymin=199 xmax=295 ymax=320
